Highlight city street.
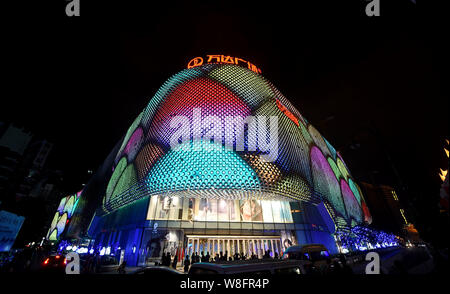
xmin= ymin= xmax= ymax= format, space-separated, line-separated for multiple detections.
xmin=98 ymin=246 xmax=440 ymax=275
xmin=351 ymin=247 xmax=435 ymax=274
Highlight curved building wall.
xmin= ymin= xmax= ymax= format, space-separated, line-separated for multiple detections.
xmin=87 ymin=63 xmax=371 ymax=265
xmin=101 ymin=64 xmax=370 ymax=226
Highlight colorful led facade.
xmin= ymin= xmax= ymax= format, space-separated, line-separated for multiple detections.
xmin=87 ymin=61 xmax=372 ymax=266
xmin=46 ymin=192 xmax=81 ymax=241
xmin=102 ymin=63 xmax=370 ymax=227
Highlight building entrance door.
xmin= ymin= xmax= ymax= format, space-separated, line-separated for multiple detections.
xmin=185 ymin=235 xmax=284 ymax=260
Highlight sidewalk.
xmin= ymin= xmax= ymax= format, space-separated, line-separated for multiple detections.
xmin=101 ymin=266 xmax=142 ymax=274
xmin=102 ymin=265 xmax=185 ymax=274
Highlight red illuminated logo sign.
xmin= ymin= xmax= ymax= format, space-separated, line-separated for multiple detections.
xmin=275 ymin=99 xmax=299 ymax=126
xmin=187 ymin=55 xmax=262 ymax=74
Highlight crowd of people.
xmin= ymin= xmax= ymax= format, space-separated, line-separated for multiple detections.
xmin=179 ymin=249 xmax=280 ymax=272
xmin=158 ymin=251 xmax=179 ymax=269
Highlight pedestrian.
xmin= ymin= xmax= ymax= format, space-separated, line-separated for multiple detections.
xmin=164 ymin=252 xmax=169 ymax=266
xmin=339 ymin=256 xmax=353 ymax=274
xmin=166 ymin=252 xmax=171 ymax=267
xmin=161 ymin=252 xmax=166 ymax=266
xmin=117 ymin=260 xmax=127 ymax=274
xmin=85 ymin=254 xmax=92 ymax=273
xmin=172 ymin=253 xmax=178 ymax=269
xmin=184 ymin=256 xmax=190 ymax=273
xmin=93 ymin=254 xmax=100 ymax=273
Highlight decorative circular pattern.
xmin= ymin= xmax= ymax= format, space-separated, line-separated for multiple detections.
xmin=310 ymin=146 xmax=346 ymax=218
xmin=135 ymin=143 xmax=165 ymax=180
xmin=337 ymin=157 xmax=350 ymax=181
xmin=308 ymin=125 xmax=332 ymax=159
xmin=110 ymin=164 xmax=138 ymax=202
xmin=124 ymin=127 xmax=144 ymax=162
xmin=340 ymin=179 xmax=362 ymax=224
xmin=46 ymin=192 xmax=82 ymax=241
xmin=106 ymin=157 xmax=128 ymax=203
xmin=115 ymin=112 xmax=143 ymax=165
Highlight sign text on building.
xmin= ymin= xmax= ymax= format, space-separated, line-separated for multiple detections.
xmin=187 ymin=55 xmax=262 ymax=74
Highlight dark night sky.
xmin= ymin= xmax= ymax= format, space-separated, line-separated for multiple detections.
xmin=2 ymin=1 xmax=447 ymax=230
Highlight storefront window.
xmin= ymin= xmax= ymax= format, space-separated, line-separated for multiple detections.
xmin=217 ymin=199 xmax=229 ymax=221
xmin=240 ymin=199 xmax=263 ymax=222
xmin=140 ymin=227 xmax=183 ymax=265
xmin=229 ymin=200 xmax=240 ymax=222
xmin=261 ymin=200 xmax=274 ymax=223
xmin=167 ymin=196 xmax=182 ymax=220
xmin=147 ymin=195 xmax=158 ymax=220
xmin=282 ymin=202 xmax=294 ymax=223
xmin=271 ymin=201 xmax=282 ymax=223
xmin=181 ymin=197 xmax=190 ymax=220
xmin=194 ymin=198 xmax=207 ymax=221
xmin=148 ymin=196 xmax=294 ymax=223
xmin=206 ymin=199 xmax=218 ymax=222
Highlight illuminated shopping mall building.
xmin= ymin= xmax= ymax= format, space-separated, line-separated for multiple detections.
xmin=51 ymin=56 xmax=373 ymax=266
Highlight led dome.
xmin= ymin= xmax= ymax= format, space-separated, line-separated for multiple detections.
xmin=102 ymin=63 xmax=371 ymax=227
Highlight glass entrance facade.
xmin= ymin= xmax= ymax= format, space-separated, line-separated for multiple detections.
xmin=136 ymin=196 xmax=299 ymax=266
xmin=147 ymin=195 xmax=293 ymax=223
xmin=186 ymin=235 xmax=285 ymax=259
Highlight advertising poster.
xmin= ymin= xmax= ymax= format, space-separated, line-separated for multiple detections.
xmin=261 ymin=200 xmax=274 ymax=223
xmin=206 ymin=199 xmax=218 ymax=221
xmin=217 ymin=199 xmax=229 ymax=221
xmin=0 ymin=210 xmax=25 ymax=252
xmin=271 ymin=201 xmax=282 ymax=223
xmin=239 ymin=200 xmax=263 ymax=222
xmin=194 ymin=198 xmax=207 ymax=221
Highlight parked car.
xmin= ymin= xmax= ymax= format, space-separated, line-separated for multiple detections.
xmin=188 ymin=259 xmax=308 ymax=275
xmin=40 ymin=254 xmax=67 ymax=273
xmin=96 ymin=255 xmax=120 ymax=273
xmin=282 ymin=244 xmax=332 ymax=272
xmin=283 ymin=244 xmax=330 ymax=261
xmin=345 ymin=251 xmax=365 ymax=264
xmin=132 ymin=266 xmax=182 ymax=275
